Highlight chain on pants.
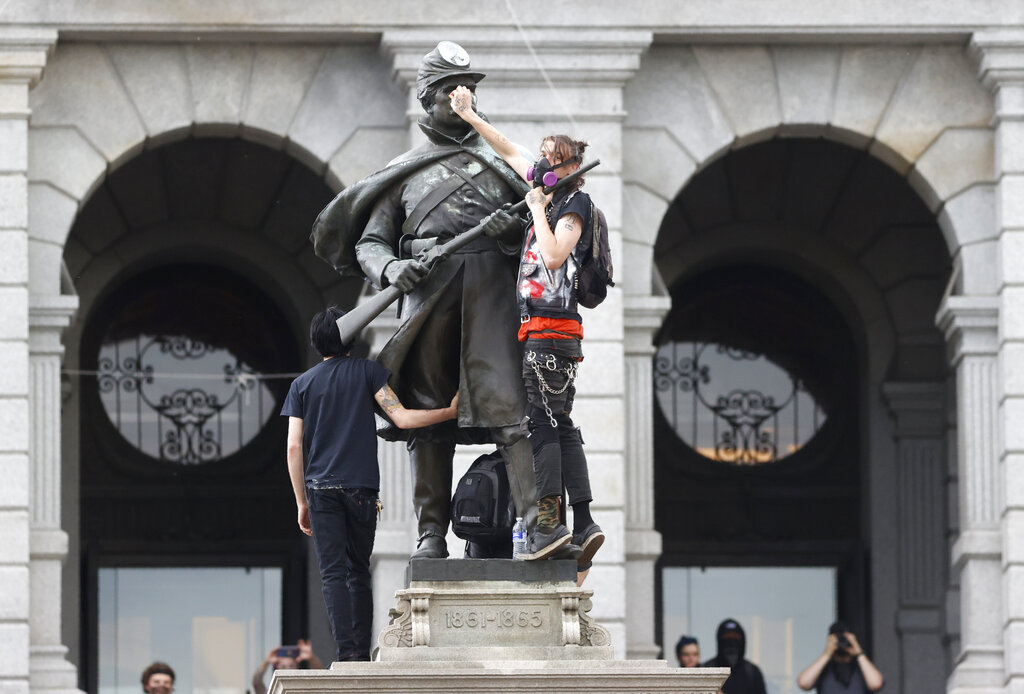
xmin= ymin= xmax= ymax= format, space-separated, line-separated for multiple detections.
xmin=525 ymin=349 xmax=578 ymax=427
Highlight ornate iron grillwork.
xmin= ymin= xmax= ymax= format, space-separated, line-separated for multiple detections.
xmin=654 ymin=342 xmax=825 ymax=465
xmin=97 ymin=335 xmax=274 ymax=464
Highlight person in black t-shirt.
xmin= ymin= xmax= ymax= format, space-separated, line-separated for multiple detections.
xmin=281 ymin=306 xmax=458 ymax=662
xmin=797 ymin=622 xmax=884 ymax=693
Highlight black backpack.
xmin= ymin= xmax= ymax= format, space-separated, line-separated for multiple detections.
xmin=450 ymin=450 xmax=515 ymax=543
xmin=575 ymin=201 xmax=614 ymax=309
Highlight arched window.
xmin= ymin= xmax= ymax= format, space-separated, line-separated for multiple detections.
xmin=87 ymin=264 xmax=298 ymax=467
xmin=655 ymin=266 xmax=853 ymax=469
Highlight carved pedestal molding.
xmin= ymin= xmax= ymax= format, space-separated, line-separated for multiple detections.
xmin=937 ymin=295 xmax=1002 ymax=694
xmin=971 ymin=30 xmax=1024 ymax=694
xmin=882 ymin=381 xmax=950 ymax=694
xmin=623 ymin=293 xmax=670 ymax=661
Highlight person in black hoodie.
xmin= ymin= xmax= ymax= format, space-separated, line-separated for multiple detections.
xmin=701 ymin=618 xmax=768 ymax=694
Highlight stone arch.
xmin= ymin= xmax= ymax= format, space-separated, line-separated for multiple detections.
xmin=648 ymin=137 xmax=954 ymax=686
xmin=27 ymin=39 xmax=411 ymax=296
xmin=622 ymin=42 xmax=996 ymax=296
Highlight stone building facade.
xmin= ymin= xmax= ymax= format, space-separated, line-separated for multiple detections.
xmin=1 ymin=2 xmax=1023 ymax=693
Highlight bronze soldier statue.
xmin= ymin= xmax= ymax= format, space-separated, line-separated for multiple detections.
xmin=311 ymin=41 xmax=536 ymax=559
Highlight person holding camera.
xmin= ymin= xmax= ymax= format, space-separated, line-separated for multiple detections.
xmin=797 ymin=621 xmax=884 ymax=693
xmin=251 ymin=640 xmax=323 ymax=694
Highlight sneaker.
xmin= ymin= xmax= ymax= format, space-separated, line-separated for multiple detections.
xmin=520 ymin=524 xmax=571 ymax=560
xmin=572 ymin=522 xmax=605 ymax=567
xmin=550 ymin=542 xmax=583 ymax=561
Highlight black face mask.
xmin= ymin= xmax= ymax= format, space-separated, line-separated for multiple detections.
xmin=720 ymin=643 xmax=742 ymax=667
xmin=527 ymin=156 xmax=579 ymax=188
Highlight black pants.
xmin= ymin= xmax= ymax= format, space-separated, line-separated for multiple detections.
xmin=307 ymin=487 xmax=377 ymax=661
xmin=523 ymin=337 xmax=592 ymax=503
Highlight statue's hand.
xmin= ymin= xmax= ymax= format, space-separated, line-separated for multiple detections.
xmin=480 ymin=208 xmax=524 ymax=244
xmin=383 ymin=259 xmax=428 ymax=293
xmin=415 ymin=242 xmax=450 ymax=267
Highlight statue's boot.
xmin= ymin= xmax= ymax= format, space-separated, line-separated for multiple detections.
xmin=499 ymin=437 xmax=538 ymax=533
xmin=408 ymin=437 xmax=455 ymax=559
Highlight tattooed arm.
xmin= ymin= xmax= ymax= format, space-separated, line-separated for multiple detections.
xmin=525 ymin=187 xmax=583 ymax=270
xmin=449 ymin=85 xmax=532 ymax=181
xmin=374 ymin=385 xmax=459 ymax=429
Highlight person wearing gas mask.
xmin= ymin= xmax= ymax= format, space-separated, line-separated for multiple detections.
xmin=796 ymin=622 xmax=884 ymax=693
xmin=311 ymin=41 xmax=538 ymax=560
xmin=701 ymin=619 xmax=768 ymax=694
xmin=450 ymin=86 xmax=604 ymax=564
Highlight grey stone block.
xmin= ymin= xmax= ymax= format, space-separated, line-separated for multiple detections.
xmin=876 ymin=46 xmax=993 ymax=166
xmin=29 ymin=43 xmax=146 ymax=165
xmin=185 ymin=44 xmax=252 ymax=129
xmin=624 ymin=46 xmax=734 ymax=164
xmin=692 ymin=46 xmax=781 ymax=141
xmin=833 ymin=46 xmax=914 ymax=141
xmin=406 ymin=559 xmax=577 ymax=585
xmin=107 ymin=44 xmax=193 ymax=139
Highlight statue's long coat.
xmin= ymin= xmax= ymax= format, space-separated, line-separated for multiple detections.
xmin=311 ymin=128 xmax=530 ymax=442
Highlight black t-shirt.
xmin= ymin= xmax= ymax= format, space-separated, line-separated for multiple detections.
xmin=280 ymin=356 xmax=390 ymax=490
xmin=553 ymin=189 xmax=592 ymax=245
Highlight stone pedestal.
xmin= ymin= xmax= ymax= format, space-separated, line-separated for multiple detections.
xmin=377 ymin=559 xmax=611 ymax=661
xmin=270 ymin=559 xmax=728 ymax=692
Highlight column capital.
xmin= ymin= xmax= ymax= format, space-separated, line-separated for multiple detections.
xmin=936 ymin=294 xmax=999 ymax=365
xmin=29 ymin=294 xmax=79 ymax=356
xmin=970 ymin=30 xmax=1024 ymax=120
xmin=0 ymin=27 xmax=58 ymax=88
xmin=623 ymin=293 xmax=671 ymax=357
xmin=882 ymin=381 xmax=946 ymax=437
xmin=381 ymin=28 xmax=653 ymax=91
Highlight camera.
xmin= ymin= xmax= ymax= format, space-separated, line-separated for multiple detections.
xmin=836 ymin=634 xmax=851 ymax=650
xmin=276 ymin=646 xmax=300 ymax=659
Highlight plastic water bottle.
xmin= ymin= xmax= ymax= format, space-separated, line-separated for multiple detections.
xmin=512 ymin=517 xmax=527 ymax=559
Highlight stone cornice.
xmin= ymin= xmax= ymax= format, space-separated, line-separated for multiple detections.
xmin=970 ymin=30 xmax=1024 ymax=121
xmin=381 ymin=28 xmax=653 ymax=90
xmin=0 ymin=27 xmax=58 ymax=88
xmin=971 ymin=30 xmax=1024 ymax=89
xmin=936 ymin=294 xmax=999 ymax=364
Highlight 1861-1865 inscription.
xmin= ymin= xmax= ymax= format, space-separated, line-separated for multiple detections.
xmin=442 ymin=607 xmax=544 ymax=630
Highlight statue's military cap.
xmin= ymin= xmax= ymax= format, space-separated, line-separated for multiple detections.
xmin=416 ymin=41 xmax=486 ymax=100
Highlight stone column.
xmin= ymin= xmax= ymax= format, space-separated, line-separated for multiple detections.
xmin=971 ymin=30 xmax=1024 ymax=694
xmin=363 ymin=305 xmax=416 ymax=645
xmin=623 ymin=294 xmax=670 ymax=661
xmin=0 ymin=27 xmax=58 ymax=694
xmin=937 ymin=296 xmax=1002 ymax=694
xmin=380 ymin=27 xmax=653 ymax=658
xmin=28 ymin=296 xmax=80 ymax=694
xmin=881 ymin=382 xmax=950 ymax=694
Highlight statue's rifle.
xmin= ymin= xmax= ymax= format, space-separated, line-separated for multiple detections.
xmin=336 ymin=158 xmax=601 ymax=346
